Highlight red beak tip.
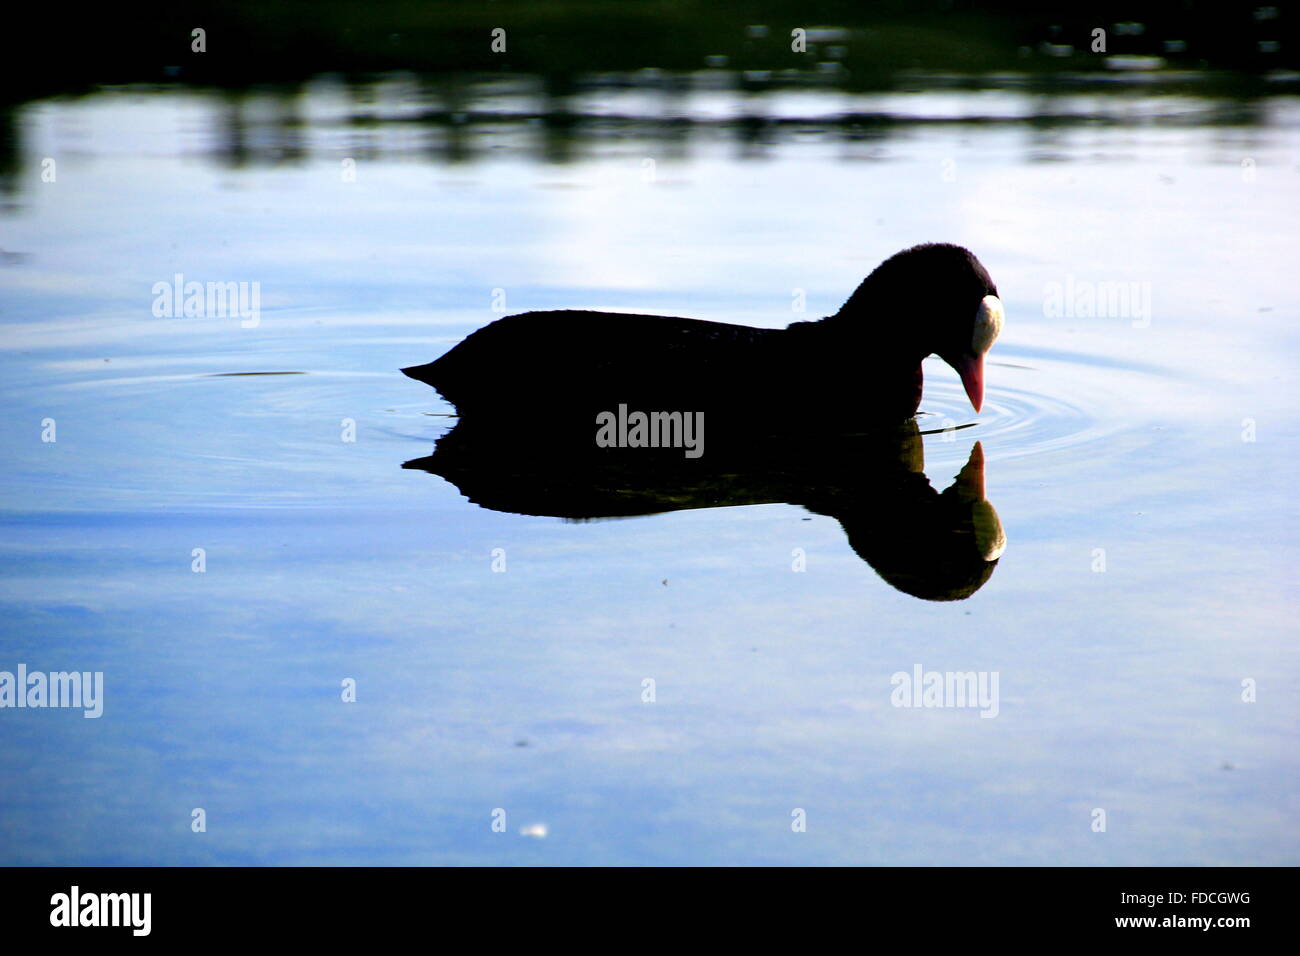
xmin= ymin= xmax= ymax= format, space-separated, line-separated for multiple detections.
xmin=952 ymin=353 xmax=986 ymax=416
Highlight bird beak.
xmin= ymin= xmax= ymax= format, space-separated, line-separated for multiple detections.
xmin=954 ymin=293 xmax=1003 ymax=413
xmin=951 ymin=352 xmax=984 ymax=413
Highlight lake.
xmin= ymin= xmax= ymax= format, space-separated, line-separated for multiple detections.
xmin=1 ymin=69 xmax=1296 ymax=865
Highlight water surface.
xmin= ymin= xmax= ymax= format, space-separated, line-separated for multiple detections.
xmin=1 ymin=76 xmax=1296 ymax=864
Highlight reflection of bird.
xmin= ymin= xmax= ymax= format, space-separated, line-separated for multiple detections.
xmin=404 ymin=419 xmax=1005 ymax=602
xmin=403 ymin=243 xmax=1003 ymax=426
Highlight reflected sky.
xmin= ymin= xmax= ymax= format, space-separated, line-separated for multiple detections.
xmin=0 ymin=73 xmax=1297 ymax=865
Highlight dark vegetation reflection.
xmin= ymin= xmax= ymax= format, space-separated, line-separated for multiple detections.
xmin=0 ymin=2 xmax=1295 ymax=205
xmin=405 ymin=417 xmax=1005 ymax=602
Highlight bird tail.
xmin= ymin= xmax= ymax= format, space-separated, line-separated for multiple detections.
xmin=401 ymin=362 xmax=437 ymax=385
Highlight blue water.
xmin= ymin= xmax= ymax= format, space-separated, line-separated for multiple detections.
xmin=1 ymin=80 xmax=1297 ymax=864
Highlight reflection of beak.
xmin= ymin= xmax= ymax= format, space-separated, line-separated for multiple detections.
xmin=950 ymin=353 xmax=984 ymax=413
xmin=955 ymin=441 xmax=985 ymax=499
xmin=952 ymin=442 xmax=1005 ymax=561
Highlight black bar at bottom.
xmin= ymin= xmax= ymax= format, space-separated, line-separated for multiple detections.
xmin=0 ymin=866 xmax=1285 ymax=942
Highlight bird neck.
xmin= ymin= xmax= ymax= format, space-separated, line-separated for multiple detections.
xmin=795 ymin=310 xmax=929 ymax=366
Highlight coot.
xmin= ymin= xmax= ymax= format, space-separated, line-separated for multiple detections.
xmin=402 ymin=243 xmax=1003 ymax=425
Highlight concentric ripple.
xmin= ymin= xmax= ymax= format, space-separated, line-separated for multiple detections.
xmin=915 ymin=349 xmax=1178 ymax=469
xmin=10 ymin=342 xmax=1187 ymax=512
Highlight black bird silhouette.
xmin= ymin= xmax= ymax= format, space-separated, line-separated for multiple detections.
xmin=402 ymin=243 xmax=1003 ymax=428
xmin=403 ymin=419 xmax=1005 ymax=601
xmin=402 ymin=243 xmax=1007 ymax=598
